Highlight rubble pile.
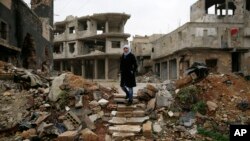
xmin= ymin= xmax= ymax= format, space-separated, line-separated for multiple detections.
xmin=0 ymin=61 xmax=118 ymax=141
xmin=1 ymin=59 xmax=250 ymax=141
xmin=136 ymin=71 xmax=161 ymax=83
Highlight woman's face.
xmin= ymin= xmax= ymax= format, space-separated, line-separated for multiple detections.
xmin=123 ymin=47 xmax=129 ymax=53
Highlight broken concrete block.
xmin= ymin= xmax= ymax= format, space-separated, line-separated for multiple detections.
xmin=145 ymin=89 xmax=156 ymax=98
xmin=93 ymin=91 xmax=103 ymax=101
xmin=156 ymin=90 xmax=173 ymax=108
xmin=89 ymin=114 xmax=98 ymax=122
xmin=64 ymin=111 xmax=81 ymax=130
xmin=143 ymin=121 xmax=152 ymax=138
xmin=21 ymin=128 xmax=37 ymax=139
xmin=48 ymin=73 xmax=66 ymax=101
xmin=146 ymin=98 xmax=156 ymax=113
xmin=146 ymin=84 xmax=158 ymax=93
xmin=153 ymin=122 xmax=162 ymax=133
xmin=98 ymin=98 xmax=109 ymax=106
xmin=89 ymin=100 xmax=99 ymax=109
xmin=80 ymin=128 xmax=99 ymax=141
xmin=206 ymin=101 xmax=218 ymax=111
xmin=35 ymin=112 xmax=51 ymax=125
xmin=109 ymin=125 xmax=141 ymax=133
xmin=83 ymin=115 xmax=96 ymax=130
xmin=57 ymin=131 xmax=78 ymax=141
xmin=168 ymin=111 xmax=174 ymax=117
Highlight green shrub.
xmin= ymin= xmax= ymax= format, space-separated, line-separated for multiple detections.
xmin=192 ymin=101 xmax=207 ymax=115
xmin=197 ymin=127 xmax=229 ymax=141
xmin=177 ymin=85 xmax=200 ymax=104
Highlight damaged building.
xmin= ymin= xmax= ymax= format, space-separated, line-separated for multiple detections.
xmin=152 ymin=0 xmax=250 ymax=80
xmin=0 ymin=0 xmax=53 ymax=70
xmin=131 ymin=34 xmax=163 ymax=74
xmin=53 ymin=13 xmax=130 ymax=80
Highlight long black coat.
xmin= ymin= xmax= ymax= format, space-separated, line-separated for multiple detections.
xmin=120 ymin=53 xmax=138 ymax=87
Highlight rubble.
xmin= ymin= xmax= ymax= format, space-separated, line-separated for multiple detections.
xmin=0 ymin=60 xmax=250 ymax=140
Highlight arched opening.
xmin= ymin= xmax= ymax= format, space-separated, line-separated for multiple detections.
xmin=21 ymin=33 xmax=37 ymax=69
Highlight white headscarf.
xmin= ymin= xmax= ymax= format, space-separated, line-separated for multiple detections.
xmin=123 ymin=44 xmax=131 ymax=56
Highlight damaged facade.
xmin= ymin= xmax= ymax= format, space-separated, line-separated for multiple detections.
xmin=0 ymin=0 xmax=53 ymax=70
xmin=131 ymin=34 xmax=163 ymax=74
xmin=53 ymin=13 xmax=130 ymax=80
xmin=152 ymin=0 xmax=250 ymax=80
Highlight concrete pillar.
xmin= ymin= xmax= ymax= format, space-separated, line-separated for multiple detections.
xmin=226 ymin=0 xmax=229 ymax=16
xmin=94 ymin=59 xmax=98 ymax=79
xmin=60 ymin=61 xmax=63 ymax=71
xmin=105 ymin=57 xmax=109 ymax=80
xmin=71 ymin=60 xmax=74 ymax=73
xmin=215 ymin=4 xmax=218 ymax=15
xmin=167 ymin=60 xmax=170 ymax=80
xmin=105 ymin=21 xmax=109 ymax=33
xmin=81 ymin=59 xmax=85 ymax=77
xmin=176 ymin=58 xmax=180 ymax=79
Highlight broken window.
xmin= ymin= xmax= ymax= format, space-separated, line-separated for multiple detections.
xmin=111 ymin=41 xmax=120 ymax=48
xmin=78 ymin=20 xmax=88 ymax=31
xmin=152 ymin=47 xmax=154 ymax=53
xmin=155 ymin=63 xmax=160 ymax=77
xmin=53 ymin=43 xmax=63 ymax=54
xmin=247 ymin=0 xmax=250 ymax=11
xmin=0 ymin=21 xmax=7 ymax=40
xmin=97 ymin=22 xmax=105 ymax=34
xmin=69 ymin=26 xmax=75 ymax=34
xmin=206 ymin=0 xmax=235 ymax=16
xmin=206 ymin=59 xmax=218 ymax=73
xmin=69 ymin=43 xmax=75 ymax=53
xmin=169 ymin=59 xmax=177 ymax=79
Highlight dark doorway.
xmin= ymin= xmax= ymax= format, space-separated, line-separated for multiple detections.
xmin=206 ymin=59 xmax=218 ymax=73
xmin=232 ymin=52 xmax=240 ymax=72
xmin=85 ymin=60 xmax=94 ymax=79
xmin=21 ymin=34 xmax=36 ymax=69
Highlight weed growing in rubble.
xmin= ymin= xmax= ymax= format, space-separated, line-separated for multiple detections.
xmin=192 ymin=101 xmax=207 ymax=115
xmin=177 ymin=85 xmax=201 ymax=104
xmin=58 ymin=90 xmax=69 ymax=109
xmin=197 ymin=127 xmax=229 ymax=141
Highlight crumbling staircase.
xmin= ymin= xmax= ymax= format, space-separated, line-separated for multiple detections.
xmin=108 ymin=94 xmax=148 ymax=140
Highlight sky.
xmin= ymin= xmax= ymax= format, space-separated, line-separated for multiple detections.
xmin=24 ymin=0 xmax=197 ymax=38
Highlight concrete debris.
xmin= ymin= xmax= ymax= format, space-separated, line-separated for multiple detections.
xmin=0 ymin=60 xmax=250 ymax=140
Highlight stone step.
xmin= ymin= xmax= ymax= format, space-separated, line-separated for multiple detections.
xmin=109 ymin=125 xmax=141 ymax=133
xmin=117 ymin=104 xmax=137 ymax=111
xmin=112 ymin=132 xmax=135 ymax=140
xmin=109 ymin=116 xmax=149 ymax=125
xmin=113 ymin=98 xmax=139 ymax=104
xmin=114 ymin=94 xmax=138 ymax=98
xmin=112 ymin=110 xmax=145 ymax=117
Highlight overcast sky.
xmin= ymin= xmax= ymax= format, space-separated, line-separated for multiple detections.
xmin=24 ymin=0 xmax=197 ymax=37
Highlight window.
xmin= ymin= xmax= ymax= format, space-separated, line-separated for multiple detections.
xmin=111 ymin=41 xmax=120 ymax=48
xmin=69 ymin=43 xmax=75 ymax=53
xmin=69 ymin=27 xmax=75 ymax=34
xmin=0 ymin=21 xmax=7 ymax=40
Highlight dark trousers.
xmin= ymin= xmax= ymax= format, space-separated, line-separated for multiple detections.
xmin=121 ymin=86 xmax=133 ymax=101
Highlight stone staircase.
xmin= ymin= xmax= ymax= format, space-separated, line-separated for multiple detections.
xmin=108 ymin=94 xmax=148 ymax=140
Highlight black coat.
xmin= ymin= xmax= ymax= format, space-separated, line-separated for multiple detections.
xmin=120 ymin=53 xmax=138 ymax=87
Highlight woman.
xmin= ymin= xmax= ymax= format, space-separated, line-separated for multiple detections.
xmin=120 ymin=44 xmax=138 ymax=105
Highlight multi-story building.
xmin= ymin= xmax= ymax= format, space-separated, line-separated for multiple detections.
xmin=0 ymin=0 xmax=53 ymax=69
xmin=53 ymin=13 xmax=130 ymax=80
xmin=131 ymin=34 xmax=163 ymax=74
xmin=152 ymin=0 xmax=250 ymax=80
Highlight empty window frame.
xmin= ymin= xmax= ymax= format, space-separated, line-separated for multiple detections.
xmin=111 ymin=41 xmax=120 ymax=48
xmin=0 ymin=21 xmax=7 ymax=40
xmin=68 ymin=43 xmax=75 ymax=53
xmin=69 ymin=26 xmax=75 ymax=34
